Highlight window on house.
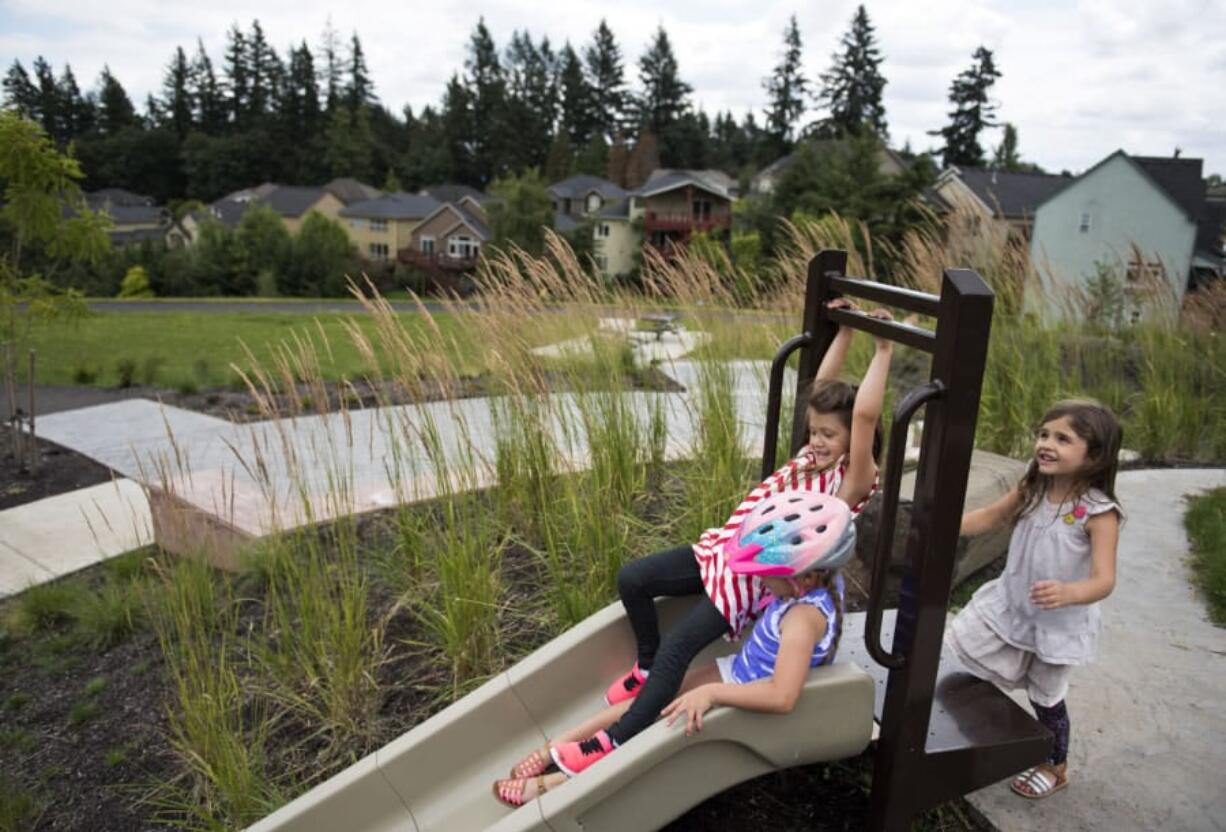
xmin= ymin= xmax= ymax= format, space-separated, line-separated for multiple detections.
xmin=596 ymin=254 xmax=609 ymax=272
xmin=1125 ymin=254 xmax=1166 ymax=284
xmin=1078 ymin=212 xmax=1091 ymax=233
xmin=586 ymin=193 xmax=602 ymax=214
xmin=595 ymin=223 xmax=610 ymax=238
xmin=420 ymin=236 xmax=435 ymax=256
xmin=693 ymin=199 xmax=712 ymax=221
xmin=368 ymin=242 xmax=389 ymax=260
xmin=350 ymin=218 xmax=365 ymax=230
xmin=370 ymin=218 xmax=388 ymax=232
xmin=448 ymin=235 xmax=479 ymax=259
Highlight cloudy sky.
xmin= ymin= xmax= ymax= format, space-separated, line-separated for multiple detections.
xmin=3 ymin=0 xmax=1224 ymax=176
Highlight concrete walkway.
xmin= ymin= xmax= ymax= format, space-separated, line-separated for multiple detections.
xmin=0 ymin=478 xmax=152 ymax=598
xmin=966 ymin=467 xmax=1226 ymax=832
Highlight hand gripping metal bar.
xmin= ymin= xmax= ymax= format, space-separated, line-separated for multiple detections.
xmin=864 ymin=379 xmax=945 ymax=670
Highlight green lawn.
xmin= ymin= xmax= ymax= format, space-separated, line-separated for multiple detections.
xmin=18 ymin=309 xmax=484 ymax=389
xmin=1184 ymin=487 xmax=1226 ymax=626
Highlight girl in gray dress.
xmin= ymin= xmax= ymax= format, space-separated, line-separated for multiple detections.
xmin=946 ymin=400 xmax=1123 ymax=800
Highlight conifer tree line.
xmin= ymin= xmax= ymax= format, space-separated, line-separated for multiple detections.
xmin=2 ymin=8 xmax=1023 ymax=209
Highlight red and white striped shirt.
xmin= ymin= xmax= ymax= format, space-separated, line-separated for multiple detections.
xmin=693 ymin=448 xmax=877 ymax=640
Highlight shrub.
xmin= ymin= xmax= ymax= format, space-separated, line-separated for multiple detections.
xmin=71 ymin=365 xmax=98 ymax=385
xmin=117 ymin=265 xmax=154 ymax=299
xmin=76 ymin=578 xmax=146 ymax=649
xmin=10 ymin=581 xmax=84 ymax=633
xmin=115 ymin=358 xmax=137 ymax=388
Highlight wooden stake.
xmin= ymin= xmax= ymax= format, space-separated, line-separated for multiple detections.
xmin=28 ymin=348 xmax=37 ymax=473
xmin=3 ymin=342 xmax=20 ymax=463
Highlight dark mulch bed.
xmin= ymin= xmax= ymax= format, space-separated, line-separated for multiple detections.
xmin=0 ymin=435 xmax=115 ymax=511
xmin=167 ymin=366 xmax=684 ymax=424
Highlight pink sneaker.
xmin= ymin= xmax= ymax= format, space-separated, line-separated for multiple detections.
xmin=603 ymin=663 xmax=648 ymax=706
xmin=550 ymin=730 xmax=614 ymax=776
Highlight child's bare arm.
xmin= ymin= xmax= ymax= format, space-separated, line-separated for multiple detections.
xmin=814 ymin=299 xmax=856 ymax=382
xmin=961 ymin=488 xmax=1022 ymax=537
xmin=661 ymin=606 xmax=826 ymax=734
xmin=836 ymin=309 xmax=893 ymax=506
xmin=1031 ymin=510 xmax=1120 ymax=609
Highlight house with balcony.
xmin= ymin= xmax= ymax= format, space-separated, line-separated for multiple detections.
xmin=404 ymin=198 xmax=492 ymax=272
xmin=591 ymin=169 xmax=735 ymax=278
xmin=1028 ymin=150 xmax=1224 ymax=319
xmin=339 ymin=192 xmax=441 ymax=262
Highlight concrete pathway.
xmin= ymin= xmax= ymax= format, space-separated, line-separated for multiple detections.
xmin=966 ymin=467 xmax=1226 ymax=832
xmin=0 ymin=478 xmax=152 ymax=598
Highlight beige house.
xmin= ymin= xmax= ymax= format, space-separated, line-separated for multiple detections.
xmin=406 ymin=199 xmax=492 ymax=271
xmin=930 ymin=167 xmax=1069 ymax=240
xmin=339 ymin=193 xmax=442 ymax=262
xmin=750 ymin=141 xmax=907 ymax=196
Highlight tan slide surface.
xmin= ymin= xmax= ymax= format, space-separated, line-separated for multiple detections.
xmin=247 ymin=596 xmax=875 ymax=832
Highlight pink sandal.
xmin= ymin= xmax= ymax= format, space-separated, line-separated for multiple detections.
xmin=493 ymin=775 xmax=549 ymax=807
xmin=510 ymin=745 xmax=553 ymax=778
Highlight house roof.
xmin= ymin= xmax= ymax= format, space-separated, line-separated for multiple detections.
xmin=598 ymin=198 xmax=631 ymax=219
xmin=324 ymin=177 xmax=381 ymax=204
xmin=261 ymin=185 xmax=330 ymax=218
xmin=339 ymin=192 xmax=441 ymax=220
xmin=417 ymin=201 xmax=492 ymax=241
xmin=950 ymin=167 xmax=1070 ymax=219
xmin=199 ymin=198 xmax=250 ymax=229
xmin=553 ymin=212 xmax=582 ymax=233
xmin=750 ymin=140 xmax=908 ymax=194
xmin=420 ymin=184 xmax=488 ymax=205
xmin=548 ymin=174 xmax=627 ymax=201
xmin=86 ymin=188 xmax=153 ymax=207
xmin=109 ymin=226 xmax=170 ymax=245
xmin=454 ymin=203 xmax=491 ymax=239
xmin=632 ymin=170 xmax=731 ymax=200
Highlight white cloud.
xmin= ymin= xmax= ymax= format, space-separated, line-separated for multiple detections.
xmin=2 ymin=0 xmax=1223 ymax=173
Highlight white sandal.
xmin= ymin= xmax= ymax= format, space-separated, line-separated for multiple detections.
xmin=1010 ymin=763 xmax=1068 ymax=799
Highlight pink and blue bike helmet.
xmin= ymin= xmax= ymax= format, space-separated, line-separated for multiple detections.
xmin=723 ymin=491 xmax=856 ymax=577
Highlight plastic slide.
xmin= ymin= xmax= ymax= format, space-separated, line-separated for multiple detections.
xmin=247 ymin=595 xmax=875 ymax=832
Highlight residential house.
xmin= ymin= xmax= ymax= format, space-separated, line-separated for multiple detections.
xmin=548 ymin=175 xmax=627 ymax=229
xmin=1028 ymin=150 xmax=1224 ymax=318
xmin=191 ymin=183 xmax=345 ymax=240
xmin=930 ymin=166 xmax=1068 ymax=239
xmin=81 ymin=188 xmax=171 ymax=246
xmin=592 ymin=169 xmax=736 ymax=279
xmin=749 ymin=140 xmax=907 ymax=197
xmin=405 ymin=199 xmax=492 ymax=271
xmin=339 ymin=192 xmax=441 ymax=262
xmin=324 ymin=177 xmax=381 ymax=206
xmin=419 ymin=184 xmax=488 ymax=206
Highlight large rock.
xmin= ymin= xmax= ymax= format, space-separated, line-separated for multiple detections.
xmin=845 ymin=450 xmax=1026 ymax=607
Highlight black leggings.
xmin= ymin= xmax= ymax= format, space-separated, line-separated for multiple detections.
xmin=1031 ymin=699 xmax=1070 ymax=765
xmin=606 ymin=545 xmax=730 ymax=746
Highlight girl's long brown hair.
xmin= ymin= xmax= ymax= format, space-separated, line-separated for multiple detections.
xmin=1013 ymin=399 xmax=1123 ymax=523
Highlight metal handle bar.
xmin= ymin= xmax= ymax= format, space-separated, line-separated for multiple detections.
xmin=760 ymin=333 xmax=812 ymax=481
xmin=827 ymin=274 xmax=941 ymax=318
xmin=864 ymin=379 xmax=945 ymax=670
xmin=827 ymin=308 xmax=937 ymax=354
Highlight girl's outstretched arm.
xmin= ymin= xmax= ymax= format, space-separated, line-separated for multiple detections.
xmin=1031 ymin=510 xmax=1120 ymax=609
xmin=836 ymin=308 xmax=893 ymax=507
xmin=661 ymin=605 xmax=826 ymax=735
xmin=961 ymin=487 xmax=1022 ymax=537
xmin=815 ymin=299 xmax=857 ymax=382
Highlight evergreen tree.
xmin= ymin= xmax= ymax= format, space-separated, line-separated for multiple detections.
xmin=319 ymin=18 xmax=343 ymax=114
xmin=324 ymin=105 xmax=374 ymax=180
xmin=931 ymin=46 xmax=1001 ymax=167
xmin=544 ymin=132 xmax=576 ymax=182
xmin=465 ymin=18 xmax=508 ymax=184
xmin=246 ymin=20 xmax=276 ymax=120
xmin=584 ymin=20 xmax=627 ymax=140
xmin=441 ymin=74 xmax=477 ymax=185
xmin=558 ymin=43 xmax=596 ymax=146
xmin=3 ymin=61 xmax=38 ymax=119
xmin=57 ymin=65 xmax=94 ymax=137
xmin=504 ymin=31 xmax=558 ymax=172
xmin=576 ymin=133 xmax=609 ymax=177
xmin=223 ymin=24 xmax=249 ymax=127
xmin=635 ymin=26 xmax=691 ymax=135
xmin=96 ymin=66 xmax=138 ymax=134
xmin=403 ymin=103 xmax=453 ymax=188
xmin=32 ymin=56 xmax=62 ymax=139
xmin=812 ymin=5 xmax=888 ymax=140
xmin=992 ymin=122 xmax=1021 ymax=170
xmin=190 ymin=39 xmax=226 ymax=134
xmin=162 ymin=46 xmax=194 ymax=137
xmin=346 ymin=33 xmax=376 ymax=111
xmin=762 ymin=15 xmax=807 ymax=156
xmin=277 ymin=42 xmax=323 ymax=181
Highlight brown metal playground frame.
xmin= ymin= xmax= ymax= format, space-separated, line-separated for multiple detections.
xmin=760 ymin=250 xmax=1052 ymax=830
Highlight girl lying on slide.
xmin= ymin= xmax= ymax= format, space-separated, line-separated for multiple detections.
xmin=493 ymin=491 xmax=857 ymax=806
